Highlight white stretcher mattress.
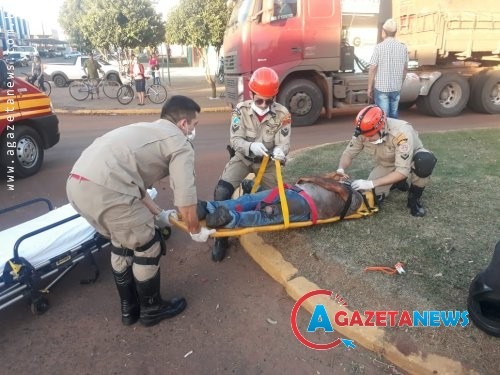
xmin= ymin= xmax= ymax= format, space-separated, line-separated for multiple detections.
xmin=1 ymin=189 xmax=158 ymax=270
xmin=1 ymin=204 xmax=95 ymax=269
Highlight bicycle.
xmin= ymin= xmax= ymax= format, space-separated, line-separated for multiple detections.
xmin=116 ymin=77 xmax=167 ymax=105
xmin=24 ymin=73 xmax=52 ymax=96
xmin=68 ymin=75 xmax=121 ymax=101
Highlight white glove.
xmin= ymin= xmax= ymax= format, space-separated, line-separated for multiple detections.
xmin=272 ymin=147 xmax=286 ymax=161
xmin=154 ymin=209 xmax=178 ymax=228
xmin=250 ymin=142 xmax=269 ymax=157
xmin=351 ymin=179 xmax=374 ymax=190
xmin=336 ymin=168 xmax=345 ymax=174
xmin=190 ymin=227 xmax=216 ymax=242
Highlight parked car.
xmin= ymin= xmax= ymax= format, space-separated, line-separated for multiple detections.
xmin=5 ymin=53 xmax=29 ymax=67
xmin=7 ymin=45 xmax=39 ymax=60
xmin=44 ymin=55 xmax=122 ymax=87
xmin=64 ymin=51 xmax=81 ymax=59
xmin=0 ymin=60 xmax=60 ymax=177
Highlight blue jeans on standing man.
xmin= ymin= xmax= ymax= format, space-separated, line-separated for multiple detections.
xmin=374 ymin=89 xmax=400 ymax=118
xmin=206 ymin=189 xmax=311 ymax=228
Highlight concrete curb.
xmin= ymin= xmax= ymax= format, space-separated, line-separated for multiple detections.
xmin=54 ymin=106 xmax=232 ymax=116
xmin=239 ymin=233 xmax=478 ymax=375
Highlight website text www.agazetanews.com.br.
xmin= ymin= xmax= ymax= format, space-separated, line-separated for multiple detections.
xmin=3 ymin=62 xmax=16 ymax=191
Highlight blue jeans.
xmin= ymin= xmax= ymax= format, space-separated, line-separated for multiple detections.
xmin=206 ymin=189 xmax=311 ymax=228
xmin=374 ymin=89 xmax=400 ymax=118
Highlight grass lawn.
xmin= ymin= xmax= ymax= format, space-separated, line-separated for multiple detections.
xmin=261 ymin=128 xmax=500 ymax=374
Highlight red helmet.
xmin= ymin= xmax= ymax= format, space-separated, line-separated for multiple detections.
xmin=248 ymin=67 xmax=279 ymax=97
xmin=354 ymin=105 xmax=386 ymax=137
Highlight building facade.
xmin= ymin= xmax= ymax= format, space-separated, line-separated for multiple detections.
xmin=0 ymin=7 xmax=31 ymax=52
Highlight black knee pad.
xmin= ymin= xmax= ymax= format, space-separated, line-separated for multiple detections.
xmin=413 ymin=151 xmax=437 ymax=178
xmin=214 ymin=179 xmax=235 ymax=201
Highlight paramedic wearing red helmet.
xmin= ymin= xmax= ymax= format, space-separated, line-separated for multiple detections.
xmin=336 ymin=105 xmax=437 ymax=217
xmin=211 ymin=67 xmax=292 ymax=261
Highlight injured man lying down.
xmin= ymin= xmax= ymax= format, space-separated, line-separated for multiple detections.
xmin=197 ymin=172 xmax=364 ymax=228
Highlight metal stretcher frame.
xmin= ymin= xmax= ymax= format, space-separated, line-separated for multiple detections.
xmin=170 ymin=157 xmax=379 ymax=237
xmin=0 ymin=198 xmax=109 ymax=315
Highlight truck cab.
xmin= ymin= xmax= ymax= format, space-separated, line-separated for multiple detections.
xmin=0 ymin=60 xmax=60 ymax=178
xmin=224 ymin=0 xmax=500 ymax=126
xmin=224 ymin=0 xmax=370 ymax=126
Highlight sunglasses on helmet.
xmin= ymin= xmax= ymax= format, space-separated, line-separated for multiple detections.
xmin=254 ymin=98 xmax=274 ymax=106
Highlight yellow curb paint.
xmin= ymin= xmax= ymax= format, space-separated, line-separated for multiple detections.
xmin=240 ymin=233 xmax=298 ymax=285
xmin=240 ymin=233 xmax=478 ymax=375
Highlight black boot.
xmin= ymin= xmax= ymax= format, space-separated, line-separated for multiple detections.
xmin=206 ymin=206 xmax=233 ymax=228
xmin=212 ymin=237 xmax=229 ymax=262
xmin=197 ymin=200 xmax=208 ymax=220
xmin=390 ymin=180 xmax=409 ymax=192
xmin=135 ymin=272 xmax=187 ymax=327
xmin=407 ymin=185 xmax=426 ymax=217
xmin=112 ymin=268 xmax=140 ymax=326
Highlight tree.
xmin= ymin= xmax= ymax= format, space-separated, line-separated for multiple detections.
xmin=166 ymin=0 xmax=231 ymax=98
xmin=60 ymin=0 xmax=165 ymax=61
xmin=58 ymin=0 xmax=91 ymax=51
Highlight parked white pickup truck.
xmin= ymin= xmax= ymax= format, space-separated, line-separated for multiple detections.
xmin=44 ymin=56 xmax=121 ymax=87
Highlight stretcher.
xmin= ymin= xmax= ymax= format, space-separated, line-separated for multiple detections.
xmin=0 ymin=198 xmax=109 ymax=314
xmin=170 ymin=157 xmax=378 ymax=237
xmin=1 ymin=189 xmax=159 ymax=315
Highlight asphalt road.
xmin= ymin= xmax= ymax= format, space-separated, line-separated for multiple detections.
xmin=1 ymin=110 xmax=499 ymax=374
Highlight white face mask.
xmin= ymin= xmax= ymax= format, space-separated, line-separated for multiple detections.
xmin=251 ymin=102 xmax=270 ymax=116
xmin=187 ymin=128 xmax=196 ymax=142
xmin=370 ymin=138 xmax=384 ymax=145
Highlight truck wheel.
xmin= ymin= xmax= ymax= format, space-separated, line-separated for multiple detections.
xmin=278 ymin=79 xmax=322 ymax=127
xmin=419 ymin=73 xmax=470 ymax=117
xmin=53 ymin=74 xmax=67 ymax=87
xmin=468 ymin=70 xmax=490 ymax=113
xmin=469 ymin=70 xmax=500 ymax=114
xmin=0 ymin=125 xmax=44 ymax=178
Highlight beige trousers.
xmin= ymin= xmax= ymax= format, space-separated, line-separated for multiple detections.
xmin=66 ymin=177 xmax=160 ymax=281
xmin=368 ymin=165 xmax=430 ymax=197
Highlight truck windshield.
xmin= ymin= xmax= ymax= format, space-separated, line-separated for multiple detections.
xmin=227 ymin=0 xmax=253 ymax=28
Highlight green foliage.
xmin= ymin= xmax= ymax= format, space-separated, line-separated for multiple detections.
xmin=165 ymin=0 xmax=231 ymax=95
xmin=59 ymin=0 xmax=165 ymax=54
xmin=165 ymin=0 xmax=230 ymax=51
xmin=58 ymin=0 xmax=91 ymax=50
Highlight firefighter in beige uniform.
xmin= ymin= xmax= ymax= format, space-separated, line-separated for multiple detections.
xmin=337 ymin=105 xmax=437 ymax=217
xmin=211 ymin=67 xmax=292 ymax=261
xmin=66 ymin=96 xmax=214 ymax=327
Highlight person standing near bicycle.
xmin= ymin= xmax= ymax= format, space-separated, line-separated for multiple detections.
xmin=130 ymin=54 xmax=146 ymax=105
xmin=84 ymin=53 xmax=104 ymax=99
xmin=149 ymin=52 xmax=160 ymax=85
xmin=28 ymin=56 xmax=44 ymax=87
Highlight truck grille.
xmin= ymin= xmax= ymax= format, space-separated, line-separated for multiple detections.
xmin=225 ymin=76 xmax=239 ymax=104
xmin=224 ymin=53 xmax=237 ymax=74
